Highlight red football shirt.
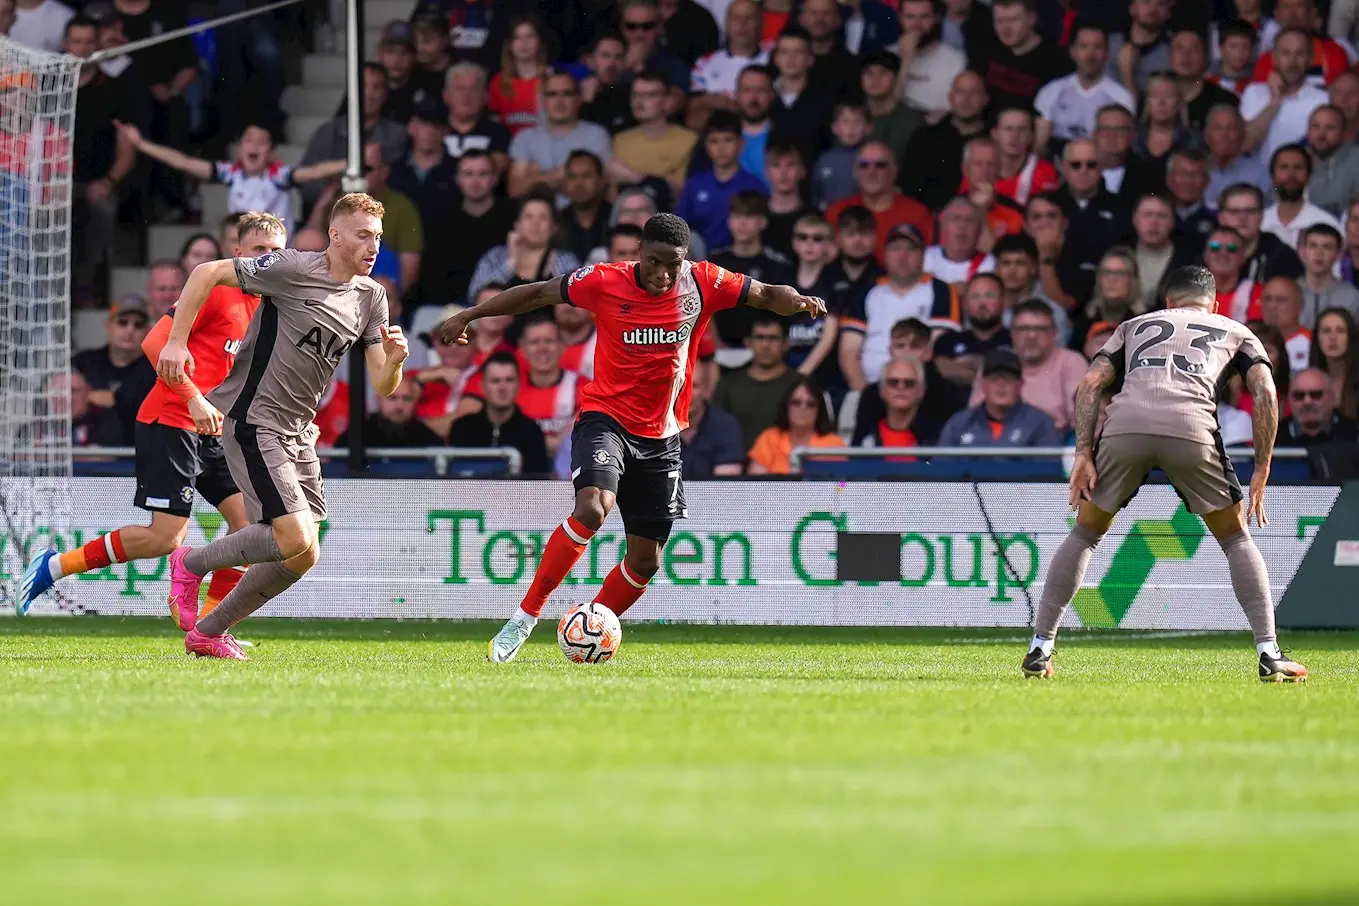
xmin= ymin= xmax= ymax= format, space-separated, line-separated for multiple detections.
xmin=517 ymin=369 xmax=584 ymax=435
xmin=138 ymin=286 xmax=261 ymax=431
xmin=561 ymin=260 xmax=749 ymax=438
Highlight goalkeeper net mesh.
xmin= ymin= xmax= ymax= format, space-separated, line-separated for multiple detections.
xmin=0 ymin=38 xmax=80 ymax=615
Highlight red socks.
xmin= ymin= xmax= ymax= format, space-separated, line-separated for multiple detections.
xmin=595 ymin=561 xmax=650 ymax=617
xmin=54 ymin=531 xmax=127 ymax=579
xmin=201 ymin=565 xmax=247 ymax=619
xmin=520 ymin=516 xmax=594 ymax=618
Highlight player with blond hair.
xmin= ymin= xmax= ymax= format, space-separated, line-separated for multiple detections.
xmin=151 ymin=193 xmax=409 ymax=660
xmin=19 ymin=213 xmax=289 ymax=620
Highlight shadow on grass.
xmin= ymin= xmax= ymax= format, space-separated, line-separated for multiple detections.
xmin=4 ymin=617 xmax=1357 ymax=650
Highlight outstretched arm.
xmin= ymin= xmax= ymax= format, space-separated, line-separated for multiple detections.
xmin=1072 ymin=356 xmax=1118 ymax=456
xmin=291 ymin=159 xmax=347 ymax=183
xmin=115 ymin=120 xmax=214 ymax=180
xmin=1244 ymin=361 xmax=1278 ymax=526
xmin=745 ymin=280 xmax=828 ymax=318
xmin=438 ymin=279 xmax=563 ymax=344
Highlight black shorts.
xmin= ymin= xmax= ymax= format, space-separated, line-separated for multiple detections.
xmin=570 ymin=412 xmax=685 ymax=543
xmin=133 ymin=421 xmax=240 ymax=518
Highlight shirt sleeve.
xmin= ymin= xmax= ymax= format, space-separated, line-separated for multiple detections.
xmin=748 ymin=427 xmax=778 ymax=469
xmin=1239 ymin=84 xmax=1269 ymax=122
xmin=840 ymin=285 xmax=870 ymax=333
xmin=561 ymin=263 xmax=607 ymax=312
xmin=362 ymin=284 xmax=389 ymax=349
xmin=1233 ymin=329 xmax=1272 ymax=378
xmin=693 ymin=260 xmax=750 ymax=312
xmin=1032 ymin=79 xmax=1060 ymax=119
xmin=212 ymin=161 xmax=234 ymax=184
xmin=271 ymin=164 xmax=295 ymax=190
xmin=233 ymin=248 xmax=303 ymax=299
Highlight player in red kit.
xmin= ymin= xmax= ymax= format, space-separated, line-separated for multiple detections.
xmin=439 ymin=213 xmax=827 ymax=662
xmin=18 ymin=214 xmax=288 ymax=622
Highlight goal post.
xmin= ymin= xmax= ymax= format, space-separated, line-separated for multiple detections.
xmin=0 ymin=37 xmax=81 ymax=615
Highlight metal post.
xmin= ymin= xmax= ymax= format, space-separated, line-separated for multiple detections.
xmin=343 ymin=0 xmax=367 ymax=474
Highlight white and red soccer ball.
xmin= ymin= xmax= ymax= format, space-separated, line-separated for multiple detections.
xmin=557 ymin=602 xmax=622 ymax=663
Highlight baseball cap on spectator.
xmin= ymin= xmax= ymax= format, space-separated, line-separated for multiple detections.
xmin=109 ymin=294 xmax=149 ymax=322
xmin=411 ymin=96 xmax=450 ymax=124
xmin=83 ymin=1 xmax=120 ymax=25
xmin=981 ymin=348 xmax=1023 ymax=379
xmin=380 ymin=21 xmax=414 ymax=48
xmin=861 ymin=49 xmax=901 ymax=74
xmin=885 ymin=223 xmax=925 ymax=248
xmin=411 ymin=5 xmax=446 ymax=30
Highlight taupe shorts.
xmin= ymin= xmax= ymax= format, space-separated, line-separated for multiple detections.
xmin=1091 ymin=433 xmax=1243 ymax=516
xmin=222 ymin=417 xmax=326 ymax=524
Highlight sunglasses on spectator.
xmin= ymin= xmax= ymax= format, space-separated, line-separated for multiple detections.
xmin=857 ymin=159 xmax=891 ymax=170
xmin=794 ymin=232 xmax=831 ymax=242
xmin=1206 ymin=240 xmax=1239 ymax=252
xmin=624 ymin=19 xmax=658 ymax=30
xmin=1291 ymin=389 xmax=1326 ymax=401
xmin=883 ymin=378 xmax=919 ymax=389
xmin=789 ymin=398 xmax=819 ymax=410
xmin=1066 ymin=159 xmax=1098 ymax=170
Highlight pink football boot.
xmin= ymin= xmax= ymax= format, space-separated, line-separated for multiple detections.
xmin=185 ymin=628 xmax=249 ymax=661
xmin=166 ymin=547 xmax=204 ymax=631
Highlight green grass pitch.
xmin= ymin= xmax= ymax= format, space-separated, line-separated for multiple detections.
xmin=1 ymin=618 xmax=1356 ymax=905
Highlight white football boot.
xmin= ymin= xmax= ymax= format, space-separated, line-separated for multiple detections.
xmin=487 ymin=612 xmax=536 ymax=663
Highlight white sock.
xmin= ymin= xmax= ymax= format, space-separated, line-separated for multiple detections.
xmin=1257 ymin=640 xmax=1282 ymax=659
xmin=1030 ymin=635 xmax=1055 ymax=656
xmin=514 ymin=607 xmax=538 ymax=626
xmin=47 ymin=555 xmax=64 ymax=581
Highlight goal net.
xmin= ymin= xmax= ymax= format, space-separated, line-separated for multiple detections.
xmin=0 ymin=38 xmax=80 ymax=616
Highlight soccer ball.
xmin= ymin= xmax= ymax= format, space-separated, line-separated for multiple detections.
xmin=557 ymin=602 xmax=622 ymax=663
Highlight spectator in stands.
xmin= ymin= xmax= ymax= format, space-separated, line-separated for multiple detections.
xmin=1022 ymin=193 xmax=1081 ymax=310
xmin=992 ymin=233 xmax=1065 ymax=338
xmin=413 ymin=303 xmax=478 ymax=437
xmin=969 ymin=299 xmax=1085 ymax=433
xmin=1277 ymin=367 xmax=1359 ymax=446
xmin=589 ymin=187 xmax=680 ymax=263
xmin=689 ymin=0 xmax=769 ymax=127
xmin=389 ymin=98 xmax=460 ymax=244
xmin=680 ymin=344 xmax=745 ymax=478
xmin=840 ymin=223 xmax=960 ymax=389
xmin=447 ymin=351 xmax=551 ymax=475
xmin=12 ymin=0 xmax=72 ymax=52
xmin=710 ymin=190 xmax=795 ymax=347
xmin=823 ymin=204 xmax=881 ymax=332
xmin=218 ymin=212 xmax=242 ymax=253
xmin=941 ymin=0 xmax=992 ymax=59
xmin=826 ymin=141 xmax=932 ymax=264
xmin=505 ymin=314 xmax=581 ymax=455
xmin=1299 ymin=225 xmax=1359 ymax=325
xmin=1166 ymin=148 xmax=1217 ymax=245
xmin=1091 ymin=103 xmax=1158 ymax=202
xmin=901 ymin=69 xmax=988 ymax=211
xmin=1204 ymin=104 xmax=1271 ymax=205
xmin=1129 ymin=193 xmax=1200 ymax=308
xmin=1255 ymin=0 xmax=1349 ymax=89
xmin=731 ymin=65 xmax=778 ymax=185
xmin=799 ymin=0 xmax=859 ymax=98
xmin=761 ymin=141 xmax=810 ymax=259
xmin=1204 ymin=225 xmax=1260 ymax=322
xmin=1259 ymin=276 xmax=1312 ymax=371
xmin=556 ymin=300 xmax=597 ymax=379
xmin=959 ymin=138 xmax=1026 ymax=242
xmin=1263 ymin=144 xmax=1340 ymax=251
xmin=941 ymin=348 xmax=1059 ymax=447
xmin=376 ymin=21 xmax=420 ymax=124
xmin=1218 ymin=182 xmax=1304 ymax=283
xmin=676 ymin=112 xmax=767 ymax=250
xmin=1304 ymin=106 xmax=1359 ymax=220
xmin=714 ymin=314 xmax=804 ymax=450
xmin=299 ymin=62 xmax=406 ymax=212
xmin=1243 ymin=320 xmax=1292 ymax=418
xmin=142 ymin=259 xmax=184 ymax=322
xmin=606 ymin=223 xmax=645 ymax=261
xmin=814 ymin=103 xmax=871 ymax=211
xmin=852 ymin=317 xmax=969 ymax=435
xmin=467 ymin=191 xmax=580 ymax=301
xmin=67 ymin=15 xmax=134 ymax=302
xmin=1034 ymin=23 xmax=1133 ymax=156
xmin=60 ymin=370 xmax=124 ymax=448
xmin=925 ymin=198 xmax=995 ymax=284
xmin=443 ymin=62 xmax=511 ymax=175
xmin=1332 ymin=0 xmax=1359 ymax=50
xmin=507 ymin=72 xmax=612 ymax=200
xmin=1170 ymin=28 xmax=1240 ymax=134
xmin=858 ymin=55 xmax=918 ymax=169
xmin=361 ymin=141 xmax=423 ymax=295
xmin=418 ymin=150 xmax=515 ymax=307
xmin=1133 ymin=72 xmax=1195 ymax=189
xmin=746 ymin=376 xmax=844 ymax=474
xmin=894 ymin=0 xmax=965 ymax=120
xmin=659 ymin=0 xmax=720 ymax=67
xmin=610 ymin=70 xmax=698 ymax=195
xmin=1109 ymin=0 xmax=1173 ymax=95
xmin=787 ymin=212 xmax=841 ymax=389
xmin=410 ymin=7 xmax=454 ymax=101
xmin=1072 ymin=246 xmax=1143 ymax=352
xmin=1082 ymin=320 xmax=1118 ymax=361
xmin=580 ymin=33 xmax=633 ymax=134
xmin=1209 ymin=18 xmax=1257 ymax=97
xmin=1056 ymin=139 xmax=1131 ymax=301
xmin=338 ymin=376 xmax=443 ymax=450
xmin=991 ymin=107 xmax=1060 ymax=208
xmin=178 ymin=233 xmax=220 ymax=277
xmin=1311 ymin=307 xmax=1359 ymax=420
xmin=975 ymin=0 xmax=1070 ymax=112
xmin=1240 ymin=29 xmax=1328 ymax=161
xmin=557 ymin=151 xmax=611 ymax=266
xmin=487 ymin=15 xmax=551 ymax=136
xmin=618 ymin=0 xmax=690 ymax=107
xmin=1328 ymin=70 xmax=1359 ymax=145
xmin=933 ymin=273 xmax=1011 ymax=387
xmin=852 ymin=353 xmax=942 ymax=448
xmin=771 ymin=27 xmax=834 ymax=156
xmin=73 ymin=294 xmax=151 ymax=412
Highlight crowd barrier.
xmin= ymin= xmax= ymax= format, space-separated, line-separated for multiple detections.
xmin=4 ymin=477 xmax=1340 ymax=629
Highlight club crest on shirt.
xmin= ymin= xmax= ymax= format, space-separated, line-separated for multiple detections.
xmin=679 ymin=293 xmax=700 ymax=317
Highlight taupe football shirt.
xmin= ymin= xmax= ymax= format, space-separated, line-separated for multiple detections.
xmin=209 ymin=249 xmax=388 ymax=437
xmin=1098 ymin=308 xmax=1270 ymax=445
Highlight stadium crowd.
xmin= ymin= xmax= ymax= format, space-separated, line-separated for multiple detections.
xmin=10 ymin=0 xmax=1359 ymax=476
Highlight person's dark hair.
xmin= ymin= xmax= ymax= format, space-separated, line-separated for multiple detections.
xmin=1275 ymin=26 xmax=1313 ymax=48
xmin=1219 ymin=182 xmax=1264 ymax=210
xmin=1270 ymin=142 xmax=1312 ymax=177
xmin=773 ymin=376 xmax=834 ymax=436
xmin=738 ymin=63 xmax=774 ymax=86
xmin=729 ymin=189 xmax=769 ymax=217
xmin=1309 ymin=307 xmax=1359 ymax=420
xmin=1026 ymin=190 xmax=1067 ymax=216
xmin=363 ymin=61 xmax=388 ymax=81
xmin=457 ymin=148 xmax=493 ymax=168
xmin=608 ymin=223 xmax=645 ymax=243
xmin=1012 ymin=298 xmax=1056 ymax=322
xmin=750 ymin=312 xmax=789 ymax=337
xmin=1167 ymin=146 xmax=1207 ymax=168
xmin=517 ymin=189 xmax=558 ymax=225
xmin=765 ymin=138 xmax=804 ymax=165
xmin=1133 ymin=192 xmax=1173 ymax=215
xmin=1071 ymin=22 xmax=1109 ymax=44
xmin=476 ymin=281 xmax=508 ymax=299
xmin=1095 ymin=102 xmax=1134 ymax=123
xmin=965 ymin=272 xmax=1005 ymax=296
xmin=519 ymin=309 xmax=560 ymax=336
xmin=995 ymin=105 xmax=1034 ymax=127
xmin=1162 ymin=264 xmax=1217 ymax=306
xmin=1302 ymin=223 xmax=1344 ymax=246
xmin=565 ymin=149 xmax=603 ymax=174
xmin=777 ymin=25 xmax=813 ymax=46
xmin=1248 ymin=320 xmax=1290 ymax=401
xmin=889 ymin=317 xmax=930 ymax=344
xmin=992 ymin=233 xmax=1039 ymax=259
xmin=643 ymin=212 xmax=691 ymax=247
xmin=832 ymin=99 xmax=869 ymax=120
xmin=1206 ymin=224 xmax=1245 ymax=246
xmin=64 ymin=14 xmax=97 ymax=37
xmin=835 ymin=204 xmax=875 ymax=234
xmin=705 ymin=110 xmax=742 ymax=138
xmin=992 ymin=0 xmax=1036 ymax=11
xmin=179 ymin=232 xmax=221 ymax=263
xmin=482 ymin=350 xmax=521 ymax=376
xmin=1217 ymin=18 xmax=1258 ymax=46
xmin=592 ymin=31 xmax=625 ymax=52
xmin=633 ymin=69 xmax=669 ymax=91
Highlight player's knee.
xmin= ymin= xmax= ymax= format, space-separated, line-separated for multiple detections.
xmin=272 ymin=523 xmax=312 ymax=560
xmin=286 ymin=542 xmax=320 ymax=574
xmin=625 ymin=548 xmax=661 ymax=578
xmin=146 ymin=520 xmax=189 ymax=556
xmin=573 ymin=491 xmax=610 ymax=531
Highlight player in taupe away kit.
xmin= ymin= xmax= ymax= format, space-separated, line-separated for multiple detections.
xmin=1024 ymin=265 xmax=1308 ymax=683
xmin=155 ymin=193 xmax=410 ymax=660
